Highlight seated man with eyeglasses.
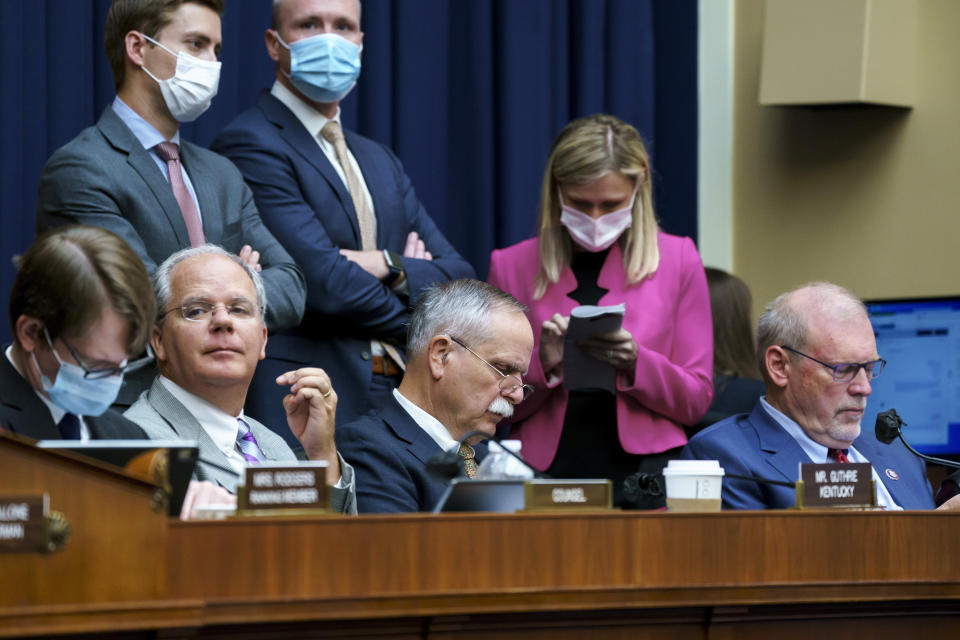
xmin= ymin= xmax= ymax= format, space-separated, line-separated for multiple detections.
xmin=336 ymin=279 xmax=535 ymax=513
xmin=124 ymin=245 xmax=356 ymax=514
xmin=681 ymin=281 xmax=954 ymax=510
xmin=2 ymin=226 xmax=156 ymax=440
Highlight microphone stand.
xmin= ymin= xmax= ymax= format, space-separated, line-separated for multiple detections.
xmin=875 ymin=409 xmax=960 ymax=470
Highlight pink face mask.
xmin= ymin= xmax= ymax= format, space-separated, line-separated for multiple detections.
xmin=559 ymin=191 xmax=637 ymax=252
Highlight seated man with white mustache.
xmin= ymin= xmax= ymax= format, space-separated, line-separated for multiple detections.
xmin=336 ymin=279 xmax=535 ymax=513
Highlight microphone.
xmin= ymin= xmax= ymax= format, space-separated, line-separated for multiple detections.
xmin=874 ymin=409 xmax=960 ymax=470
xmin=425 ymin=429 xmax=548 ymax=482
xmin=622 ymin=471 xmax=665 ymax=505
xmin=875 ymin=408 xmax=902 ymax=445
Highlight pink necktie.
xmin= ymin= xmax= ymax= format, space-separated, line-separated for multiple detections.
xmin=154 ymin=142 xmax=206 ymax=247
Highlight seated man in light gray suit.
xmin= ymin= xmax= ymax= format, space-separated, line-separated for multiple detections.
xmin=35 ymin=0 xmax=306 ymax=405
xmin=125 ymin=245 xmax=356 ymax=514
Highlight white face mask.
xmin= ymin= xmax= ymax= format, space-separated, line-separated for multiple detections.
xmin=139 ymin=33 xmax=221 ymax=123
xmin=559 ymin=191 xmax=637 ymax=252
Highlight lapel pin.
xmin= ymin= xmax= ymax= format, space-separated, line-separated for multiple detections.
xmin=885 ymin=468 xmax=900 ymax=481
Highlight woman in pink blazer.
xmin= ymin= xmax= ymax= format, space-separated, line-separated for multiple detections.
xmin=487 ymin=114 xmax=713 ymax=508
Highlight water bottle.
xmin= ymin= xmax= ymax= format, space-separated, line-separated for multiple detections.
xmin=476 ymin=440 xmax=534 ymax=480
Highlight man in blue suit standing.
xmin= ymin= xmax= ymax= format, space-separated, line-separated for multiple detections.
xmin=682 ymin=282 xmax=957 ymax=511
xmin=211 ymin=0 xmax=475 ymax=447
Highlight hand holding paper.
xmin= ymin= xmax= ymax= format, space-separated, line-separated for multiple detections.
xmin=579 ymin=327 xmax=638 ymax=372
xmin=562 ymin=304 xmax=629 ymax=392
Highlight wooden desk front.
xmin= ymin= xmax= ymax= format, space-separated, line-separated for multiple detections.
xmin=2 ymin=433 xmax=959 ymax=638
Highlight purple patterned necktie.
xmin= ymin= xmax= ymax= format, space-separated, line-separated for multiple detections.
xmin=236 ymin=418 xmax=265 ymax=464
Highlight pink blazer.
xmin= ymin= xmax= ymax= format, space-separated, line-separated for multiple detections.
xmin=487 ymin=232 xmax=714 ymax=471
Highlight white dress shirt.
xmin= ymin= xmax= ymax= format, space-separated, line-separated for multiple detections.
xmin=392 ymin=388 xmax=473 ymax=457
xmin=760 ymin=397 xmax=901 ymax=510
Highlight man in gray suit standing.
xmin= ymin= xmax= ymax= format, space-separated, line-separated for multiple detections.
xmin=125 ymin=245 xmax=356 ymax=514
xmin=34 ymin=0 xmax=306 ymax=406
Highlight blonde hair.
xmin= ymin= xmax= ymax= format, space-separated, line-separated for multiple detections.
xmin=534 ymin=114 xmax=659 ymax=299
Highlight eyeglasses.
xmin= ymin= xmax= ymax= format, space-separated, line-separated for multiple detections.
xmin=780 ymin=346 xmax=885 ymax=383
xmin=46 ymin=329 xmax=155 ymax=380
xmin=160 ymin=299 xmax=261 ymax=323
xmin=447 ymin=335 xmax=534 ymax=400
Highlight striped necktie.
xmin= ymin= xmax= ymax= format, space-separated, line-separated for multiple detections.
xmin=236 ymin=418 xmax=265 ymax=464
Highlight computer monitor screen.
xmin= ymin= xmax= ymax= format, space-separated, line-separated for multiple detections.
xmin=867 ymin=297 xmax=960 ymax=455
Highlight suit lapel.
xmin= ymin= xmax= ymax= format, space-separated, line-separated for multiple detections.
xmin=145 ymin=379 xmax=237 ymax=488
xmin=538 ymin=260 xmax=578 ymax=314
xmin=749 ymin=404 xmax=813 ymax=482
xmin=854 ymin=434 xmax=920 ymax=508
xmin=378 ymin=396 xmax=444 ymax=464
xmin=0 ymin=353 xmax=60 ymax=440
xmin=97 ymin=108 xmax=191 ymax=246
xmin=259 ymin=93 xmax=362 ymax=247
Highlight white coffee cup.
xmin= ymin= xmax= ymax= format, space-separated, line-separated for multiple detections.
xmin=662 ymin=460 xmax=724 ymax=512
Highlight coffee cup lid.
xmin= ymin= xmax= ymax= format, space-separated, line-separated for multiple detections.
xmin=662 ymin=459 xmax=724 ymax=476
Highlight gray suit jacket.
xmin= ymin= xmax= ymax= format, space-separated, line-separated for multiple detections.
xmin=125 ymin=378 xmax=356 ymax=514
xmin=35 ymin=107 xmax=306 ymax=335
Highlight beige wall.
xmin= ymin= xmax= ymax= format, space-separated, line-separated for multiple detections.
xmin=731 ymin=0 xmax=960 ymax=319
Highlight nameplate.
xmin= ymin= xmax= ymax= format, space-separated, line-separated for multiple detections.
xmin=237 ymin=462 xmax=330 ymax=515
xmin=523 ymin=479 xmax=612 ymax=511
xmin=0 ymin=495 xmax=49 ymax=553
xmin=796 ymin=462 xmax=875 ymax=508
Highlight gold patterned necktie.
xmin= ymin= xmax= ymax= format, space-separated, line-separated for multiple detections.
xmin=458 ymin=444 xmax=479 ymax=479
xmin=320 ymin=120 xmax=376 ymax=249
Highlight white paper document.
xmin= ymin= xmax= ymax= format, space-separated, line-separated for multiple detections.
xmin=562 ymin=303 xmax=626 ymax=393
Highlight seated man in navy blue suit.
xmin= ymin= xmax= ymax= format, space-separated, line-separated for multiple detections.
xmin=1 ymin=226 xmax=155 ymax=441
xmin=211 ymin=0 xmax=475 ymax=447
xmin=682 ymin=281 xmax=959 ymax=511
xmin=336 ymin=280 xmax=534 ymax=513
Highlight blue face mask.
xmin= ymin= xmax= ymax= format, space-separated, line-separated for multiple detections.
xmin=276 ymin=32 xmax=362 ymax=103
xmin=34 ymin=332 xmax=125 ymax=417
